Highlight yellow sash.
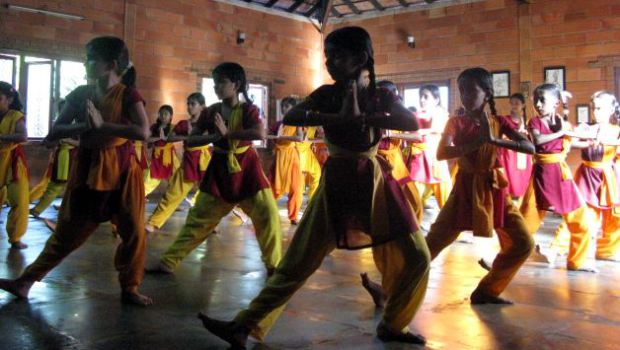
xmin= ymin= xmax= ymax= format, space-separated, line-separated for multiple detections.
xmin=408 ymin=141 xmax=426 ymax=155
xmin=56 ymin=143 xmax=75 ymax=181
xmin=215 ymin=103 xmax=249 ymax=173
xmin=0 ymin=110 xmax=24 ymax=186
xmin=328 ymin=141 xmax=391 ymax=243
xmin=583 ymin=145 xmax=619 ymax=209
xmin=533 ymin=152 xmax=572 ymax=180
xmin=154 ymin=143 xmax=176 ymax=167
xmin=186 ymin=144 xmax=212 ymax=171
xmin=456 ymin=117 xmax=508 ymax=237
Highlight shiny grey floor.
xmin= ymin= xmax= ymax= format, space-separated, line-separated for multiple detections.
xmin=0 ymin=195 xmax=618 ymax=350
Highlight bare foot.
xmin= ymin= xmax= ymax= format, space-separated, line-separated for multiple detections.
xmin=376 ymin=322 xmax=426 ymax=345
xmin=121 ymin=289 xmax=153 ymax=306
xmin=197 ymin=312 xmax=249 ymax=349
xmin=144 ymin=262 xmax=174 ymax=274
xmin=567 ymin=266 xmax=598 ymax=273
xmin=0 ymin=278 xmax=34 ymax=299
xmin=529 ymin=244 xmax=552 ymax=264
xmin=145 ymin=224 xmax=156 ymax=234
xmin=290 ymin=220 xmax=298 ymax=226
xmin=10 ymin=241 xmax=28 ymax=250
xmin=470 ymin=289 xmax=513 ymax=305
xmin=232 ymin=208 xmax=250 ymax=224
xmin=478 ymin=258 xmax=492 ymax=272
xmin=43 ymin=219 xmax=57 ymax=232
xmin=360 ymin=272 xmax=386 ymax=308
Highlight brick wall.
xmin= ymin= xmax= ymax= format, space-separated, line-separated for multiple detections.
xmin=0 ymin=0 xmax=323 ymax=126
xmin=329 ymin=0 xmax=620 ymax=123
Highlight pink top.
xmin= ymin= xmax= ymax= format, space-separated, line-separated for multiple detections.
xmin=528 ymin=116 xmax=583 ymax=213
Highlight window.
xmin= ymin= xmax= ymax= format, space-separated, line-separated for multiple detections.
xmin=402 ymin=82 xmax=450 ymax=112
xmin=201 ymin=77 xmax=270 ymax=147
xmin=0 ymin=52 xmax=86 ymax=139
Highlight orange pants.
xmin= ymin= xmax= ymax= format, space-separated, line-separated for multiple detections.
xmin=21 ymin=173 xmax=146 ymax=290
xmin=520 ymin=185 xmax=594 ymax=269
xmin=426 ymin=199 xmax=534 ymax=297
xmin=553 ymin=205 xmax=619 ymax=261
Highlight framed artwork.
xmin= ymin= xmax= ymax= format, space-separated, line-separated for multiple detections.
xmin=544 ymin=66 xmax=566 ymax=90
xmin=576 ymin=104 xmax=589 ymax=124
xmin=491 ymin=71 xmax=510 ymax=98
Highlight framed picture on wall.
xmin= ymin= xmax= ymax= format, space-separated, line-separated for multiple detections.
xmin=491 ymin=71 xmax=510 ymax=98
xmin=544 ymin=66 xmax=566 ymax=90
xmin=576 ymin=104 xmax=589 ymax=124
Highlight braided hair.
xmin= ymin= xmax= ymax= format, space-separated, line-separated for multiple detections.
xmin=325 ymin=26 xmax=376 ymax=107
xmin=212 ymin=62 xmax=252 ymax=104
xmin=86 ymin=36 xmax=136 ymax=88
xmin=457 ymin=67 xmax=497 ymax=117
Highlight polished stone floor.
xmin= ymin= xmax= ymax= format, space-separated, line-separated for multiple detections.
xmin=0 ymin=195 xmax=618 ymax=350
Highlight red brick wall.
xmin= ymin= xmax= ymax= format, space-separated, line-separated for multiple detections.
xmin=0 ymin=0 xmax=323 ymax=125
xmin=329 ymin=0 xmax=620 ymax=124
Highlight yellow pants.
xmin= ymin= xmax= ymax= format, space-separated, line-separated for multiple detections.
xmin=553 ymin=205 xmax=619 ymax=261
xmin=147 ymin=167 xmax=197 ymax=229
xmin=301 ymin=169 xmax=321 ymax=199
xmin=416 ymin=181 xmax=451 ymax=208
xmin=31 ymin=182 xmax=65 ymax=216
xmin=232 ymin=186 xmax=430 ymax=340
xmin=520 ymin=186 xmax=594 ymax=269
xmin=426 ymin=199 xmax=534 ymax=297
xmin=143 ymin=169 xmax=164 ymax=196
xmin=29 ymin=174 xmax=51 ymax=202
xmin=160 ymin=189 xmax=282 ymax=271
xmin=2 ymin=162 xmax=29 ymax=243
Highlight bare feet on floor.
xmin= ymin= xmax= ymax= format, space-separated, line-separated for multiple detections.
xmin=144 ymin=224 xmax=156 ymax=234
xmin=376 ymin=322 xmax=426 ymax=345
xmin=567 ymin=266 xmax=598 ymax=273
xmin=144 ymin=262 xmax=174 ymax=274
xmin=360 ymin=272 xmax=386 ymax=308
xmin=478 ymin=258 xmax=492 ymax=272
xmin=0 ymin=278 xmax=35 ymax=299
xmin=121 ymin=288 xmax=153 ymax=306
xmin=528 ymin=244 xmax=553 ymax=264
xmin=10 ymin=241 xmax=28 ymax=249
xmin=470 ymin=289 xmax=514 ymax=305
xmin=197 ymin=312 xmax=249 ymax=350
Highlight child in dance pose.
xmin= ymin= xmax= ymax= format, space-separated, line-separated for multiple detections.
xmin=143 ymin=105 xmax=179 ymax=196
xmin=498 ymin=93 xmax=532 ymax=203
xmin=0 ymin=36 xmax=152 ymax=305
xmin=520 ymin=84 xmax=596 ymax=272
xmin=145 ymin=93 xmax=210 ymax=232
xmin=29 ymin=100 xmax=79 ymax=219
xmin=406 ymin=84 xmax=452 ymax=209
xmin=146 ymin=62 xmax=281 ymax=276
xmin=0 ymin=81 xmax=29 ymax=249
xmin=198 ymin=26 xmax=431 ymax=348
xmin=552 ymin=91 xmax=620 ymax=262
xmin=424 ymin=68 xmax=534 ymax=304
xmin=269 ymin=97 xmax=304 ymax=224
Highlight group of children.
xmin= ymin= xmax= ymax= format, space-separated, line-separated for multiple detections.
xmin=0 ymin=25 xmax=618 ymax=348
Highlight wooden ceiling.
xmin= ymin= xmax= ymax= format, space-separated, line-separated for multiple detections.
xmin=236 ymin=0 xmax=461 ymax=23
